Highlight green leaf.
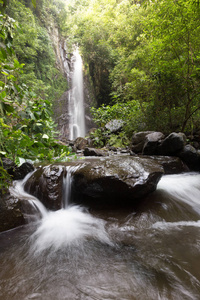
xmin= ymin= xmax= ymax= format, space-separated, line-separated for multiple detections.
xmin=32 ymin=0 xmax=36 ymax=8
xmin=2 ymin=103 xmax=14 ymax=113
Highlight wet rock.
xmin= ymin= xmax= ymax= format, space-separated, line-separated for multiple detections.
xmin=2 ymin=159 xmax=34 ymax=180
xmin=74 ymin=137 xmax=88 ymax=150
xmin=142 ymin=132 xmax=165 ymax=155
xmin=132 ymin=131 xmax=154 ymax=153
xmin=72 ymin=156 xmax=164 ymax=206
xmin=12 ymin=162 xmax=34 ymax=180
xmin=0 ymin=193 xmax=25 ymax=232
xmin=105 ymin=119 xmax=124 ymax=133
xmin=147 ymin=156 xmax=189 ymax=174
xmin=24 ymin=156 xmax=164 ymax=210
xmin=157 ymin=132 xmax=186 ymax=155
xmin=24 ymin=165 xmax=64 ymax=210
xmin=178 ymin=145 xmax=200 ymax=171
xmin=83 ymin=147 xmax=109 ymax=157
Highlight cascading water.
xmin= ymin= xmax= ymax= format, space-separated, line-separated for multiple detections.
xmin=28 ymin=166 xmax=112 ymax=254
xmin=1 ymin=172 xmax=200 ymax=299
xmin=68 ymin=49 xmax=86 ymax=140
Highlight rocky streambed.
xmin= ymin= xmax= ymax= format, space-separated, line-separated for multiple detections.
xmin=0 ymin=154 xmax=188 ymax=232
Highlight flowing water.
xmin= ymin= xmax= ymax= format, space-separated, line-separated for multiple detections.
xmin=68 ymin=49 xmax=86 ymax=140
xmin=1 ymin=172 xmax=200 ymax=300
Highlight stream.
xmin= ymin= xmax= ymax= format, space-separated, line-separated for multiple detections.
xmin=0 ymin=172 xmax=200 ymax=299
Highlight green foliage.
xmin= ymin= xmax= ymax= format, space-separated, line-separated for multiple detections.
xmin=66 ymin=0 xmax=200 ymax=134
xmin=89 ymin=128 xmax=107 ymax=148
xmin=0 ymin=8 xmax=72 ymax=191
xmin=107 ymin=132 xmax=129 ymax=148
xmin=91 ymin=100 xmax=146 ymax=137
xmin=0 ymin=158 xmax=12 ymax=193
xmin=5 ymin=0 xmax=68 ymax=102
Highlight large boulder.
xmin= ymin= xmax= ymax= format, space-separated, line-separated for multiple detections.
xmin=178 ymin=145 xmax=200 ymax=171
xmin=132 ymin=131 xmax=154 ymax=153
xmin=142 ymin=132 xmax=165 ymax=155
xmin=147 ymin=156 xmax=189 ymax=174
xmin=73 ymin=137 xmax=88 ymax=151
xmin=157 ymin=132 xmax=186 ymax=155
xmin=25 ymin=156 xmax=164 ymax=209
xmin=72 ymin=156 xmax=164 ymax=206
xmin=83 ymin=147 xmax=108 ymax=157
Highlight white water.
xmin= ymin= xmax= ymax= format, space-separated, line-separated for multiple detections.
xmin=62 ymin=165 xmax=80 ymax=207
xmin=157 ymin=173 xmax=200 ymax=215
xmin=30 ymin=206 xmax=112 ymax=254
xmin=24 ymin=166 xmax=112 ymax=254
xmin=9 ymin=172 xmax=47 ymax=218
xmin=69 ymin=49 xmax=86 ymax=140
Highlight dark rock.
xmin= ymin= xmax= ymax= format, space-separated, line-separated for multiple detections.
xmin=12 ymin=162 xmax=34 ymax=180
xmin=157 ymin=132 xmax=186 ymax=155
xmin=83 ymin=147 xmax=108 ymax=157
xmin=147 ymin=155 xmax=189 ymax=174
xmin=142 ymin=132 xmax=165 ymax=155
xmin=24 ymin=165 xmax=64 ymax=210
xmin=132 ymin=131 xmax=154 ymax=153
xmin=23 ymin=156 xmax=164 ymax=210
xmin=0 ymin=193 xmax=25 ymax=232
xmin=72 ymin=156 xmax=164 ymax=206
xmin=105 ymin=119 xmax=124 ymax=133
xmin=178 ymin=144 xmax=200 ymax=171
xmin=2 ymin=159 xmax=34 ymax=180
xmin=74 ymin=137 xmax=88 ymax=150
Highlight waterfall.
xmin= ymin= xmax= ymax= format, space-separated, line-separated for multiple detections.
xmin=69 ymin=49 xmax=86 ymax=140
xmin=62 ymin=165 xmax=79 ymax=208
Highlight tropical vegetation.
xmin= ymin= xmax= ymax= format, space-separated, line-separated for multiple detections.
xmin=0 ymin=0 xmax=71 ymax=189
xmin=65 ymin=0 xmax=200 ymax=138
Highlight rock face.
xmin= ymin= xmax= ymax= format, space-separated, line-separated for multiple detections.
xmin=24 ymin=156 xmax=164 ymax=209
xmin=147 ymin=156 xmax=188 ymax=174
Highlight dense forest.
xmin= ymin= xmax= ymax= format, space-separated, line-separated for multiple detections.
xmin=1 ymin=0 xmax=200 ymax=186
xmin=65 ymin=0 xmax=200 ymax=135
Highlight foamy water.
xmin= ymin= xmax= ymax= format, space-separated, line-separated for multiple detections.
xmin=30 ymin=205 xmax=113 ymax=254
xmin=157 ymin=173 xmax=200 ymax=214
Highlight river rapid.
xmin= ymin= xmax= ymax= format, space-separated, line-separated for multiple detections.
xmin=0 ymin=173 xmax=200 ymax=300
